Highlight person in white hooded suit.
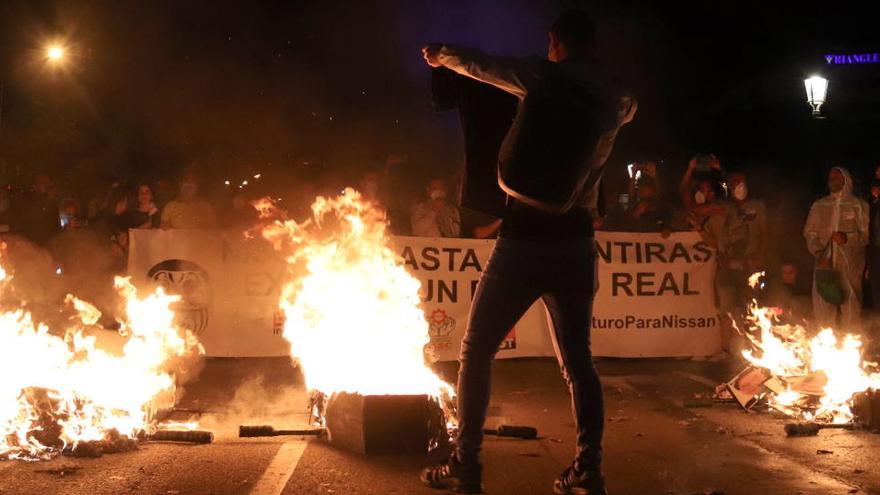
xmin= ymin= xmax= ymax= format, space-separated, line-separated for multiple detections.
xmin=803 ymin=167 xmax=869 ymax=329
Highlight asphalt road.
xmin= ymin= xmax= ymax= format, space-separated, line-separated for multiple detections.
xmin=1 ymin=357 xmax=878 ymax=495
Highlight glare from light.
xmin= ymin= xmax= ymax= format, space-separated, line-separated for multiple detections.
xmin=47 ymin=45 xmax=65 ymax=62
xmin=804 ymin=75 xmax=828 ymax=116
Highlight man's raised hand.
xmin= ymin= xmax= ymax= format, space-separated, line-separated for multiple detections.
xmin=422 ymin=44 xmax=443 ymax=67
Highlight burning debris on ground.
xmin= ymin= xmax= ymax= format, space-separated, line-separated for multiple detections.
xmin=145 ymin=429 xmax=214 ymax=444
xmin=0 ymin=251 xmax=207 ymax=461
xmin=248 ymin=192 xmax=542 ymax=456
xmin=1 ymin=2 xmax=880 ymax=493
xmin=64 ymin=428 xmax=139 ymax=458
xmin=251 ymin=190 xmax=459 ymax=453
xmin=239 ymin=425 xmax=326 ymax=438
xmin=784 ymin=421 xmax=854 ymax=437
xmin=717 ymin=272 xmax=880 ymax=437
xmin=323 ymin=392 xmax=446 ymax=455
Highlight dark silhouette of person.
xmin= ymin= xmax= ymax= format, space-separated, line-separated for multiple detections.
xmin=420 ymin=9 xmax=636 ymax=495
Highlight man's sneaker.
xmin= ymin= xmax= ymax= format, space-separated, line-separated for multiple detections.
xmin=420 ymin=454 xmax=483 ymax=493
xmin=553 ymin=462 xmax=607 ymax=494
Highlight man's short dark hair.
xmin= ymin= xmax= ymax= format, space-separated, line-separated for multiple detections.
xmin=551 ymin=9 xmax=596 ymax=54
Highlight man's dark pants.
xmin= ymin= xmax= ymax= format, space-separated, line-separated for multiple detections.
xmin=455 ymin=236 xmax=603 ymax=469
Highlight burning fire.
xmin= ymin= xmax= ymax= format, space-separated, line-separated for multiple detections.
xmin=0 ymin=263 xmax=203 ymax=460
xmin=747 ymin=271 xmax=766 ymax=290
xmin=740 ymin=297 xmax=880 ymax=423
xmin=256 ymin=189 xmax=454 ymax=402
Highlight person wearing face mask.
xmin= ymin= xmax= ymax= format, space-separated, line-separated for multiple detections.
xmin=680 ymin=155 xmax=726 ymax=214
xmin=160 ymin=170 xmax=218 ymax=229
xmin=681 ymin=179 xmax=726 ymax=250
xmin=410 ymin=178 xmax=461 ymax=237
xmin=720 ymin=173 xmax=768 ymax=277
xmin=716 ymin=171 xmax=767 ymax=354
xmin=804 ymin=167 xmax=869 ymax=329
xmin=678 ymin=155 xmax=727 ymax=240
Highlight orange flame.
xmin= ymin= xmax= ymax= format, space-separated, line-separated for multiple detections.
xmin=748 ymin=271 xmax=765 ymax=289
xmin=741 ymin=299 xmax=880 ymax=423
xmin=257 ymin=189 xmax=454 ymax=400
xmin=0 ymin=263 xmax=203 ymax=460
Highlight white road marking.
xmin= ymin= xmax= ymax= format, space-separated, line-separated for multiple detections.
xmin=250 ymin=440 xmax=309 ymax=495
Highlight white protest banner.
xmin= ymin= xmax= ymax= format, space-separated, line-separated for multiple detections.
xmin=391 ymin=236 xmax=555 ymax=362
xmin=128 ymin=229 xmax=289 ymax=357
xmin=591 ymin=231 xmax=722 ymax=357
xmin=128 ymin=230 xmax=719 ymax=359
xmin=127 ymin=231 xmax=551 ymax=359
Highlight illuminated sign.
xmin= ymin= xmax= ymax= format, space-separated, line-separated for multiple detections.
xmin=825 ymin=53 xmax=880 ymax=65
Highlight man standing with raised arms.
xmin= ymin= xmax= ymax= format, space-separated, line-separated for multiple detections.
xmin=420 ymin=9 xmax=637 ymax=494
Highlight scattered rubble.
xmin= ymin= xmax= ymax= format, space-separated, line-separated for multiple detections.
xmin=34 ymin=465 xmax=82 ymax=477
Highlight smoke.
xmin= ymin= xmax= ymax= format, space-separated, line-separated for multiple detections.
xmin=1 ymin=235 xmax=72 ymax=330
xmin=189 ymin=372 xmax=310 ymax=440
xmin=2 ymin=230 xmax=128 ymax=330
xmin=1 ymin=232 xmax=207 ymax=423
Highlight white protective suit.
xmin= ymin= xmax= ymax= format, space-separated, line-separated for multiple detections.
xmin=803 ymin=167 xmax=869 ymax=329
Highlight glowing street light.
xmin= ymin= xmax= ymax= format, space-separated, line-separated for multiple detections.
xmin=46 ymin=44 xmax=66 ymax=64
xmin=2 ymin=40 xmax=70 ymax=156
xmin=804 ymin=75 xmax=828 ymax=117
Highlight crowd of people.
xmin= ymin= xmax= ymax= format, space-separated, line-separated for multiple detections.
xmin=0 ymin=168 xmax=226 ymax=322
xmin=0 ymin=162 xmax=468 ymax=271
xmin=0 ymin=170 xmax=218 ymax=263
xmin=396 ymin=153 xmax=880 ymax=346
xmin=1 ymin=154 xmax=878 ymax=339
xmin=594 ymin=155 xmax=878 ymax=346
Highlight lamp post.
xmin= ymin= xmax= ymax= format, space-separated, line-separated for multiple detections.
xmin=804 ymin=75 xmax=828 ymax=118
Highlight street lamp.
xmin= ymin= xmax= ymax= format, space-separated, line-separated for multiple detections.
xmin=46 ymin=44 xmax=66 ymax=64
xmin=804 ymin=75 xmax=828 ymax=117
xmin=1 ymin=40 xmax=73 ymax=168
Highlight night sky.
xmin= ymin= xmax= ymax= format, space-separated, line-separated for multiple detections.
xmin=0 ymin=0 xmax=877 ymax=203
